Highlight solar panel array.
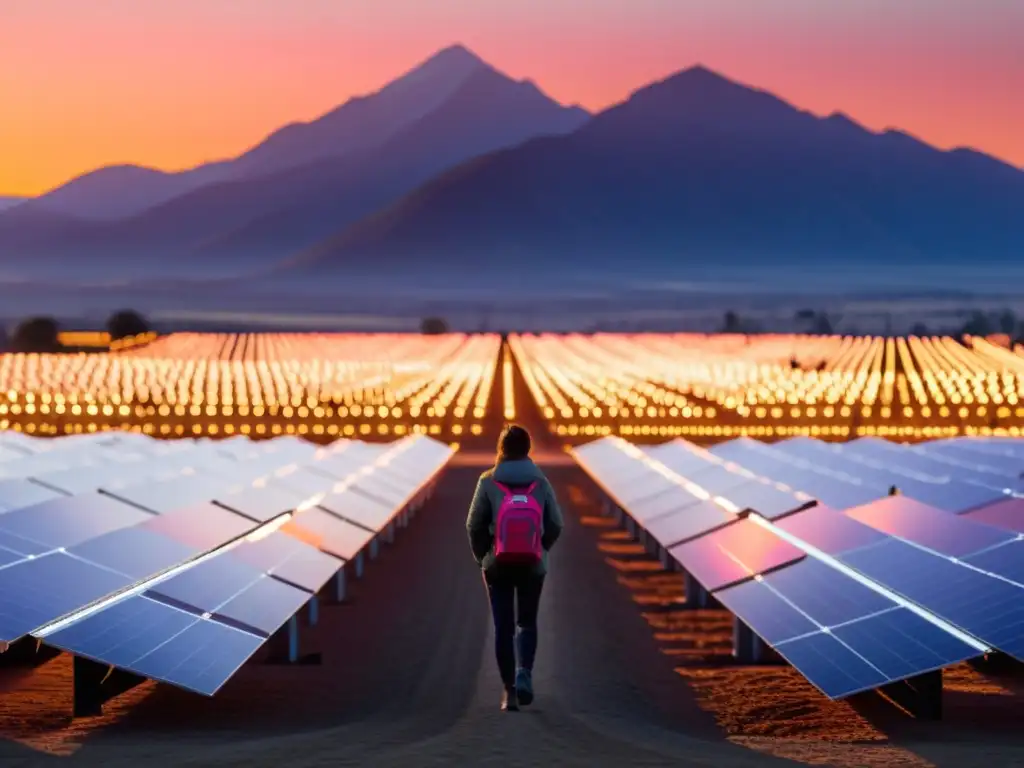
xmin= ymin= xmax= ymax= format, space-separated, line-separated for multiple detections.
xmin=0 ymin=431 xmax=453 ymax=696
xmin=572 ymin=435 xmax=1023 ymax=700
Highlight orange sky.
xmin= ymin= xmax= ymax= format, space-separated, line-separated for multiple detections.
xmin=2 ymin=0 xmax=1022 ymax=196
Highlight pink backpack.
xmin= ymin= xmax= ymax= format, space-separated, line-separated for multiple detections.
xmin=493 ymin=481 xmax=544 ymax=564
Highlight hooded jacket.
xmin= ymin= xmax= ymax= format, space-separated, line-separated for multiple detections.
xmin=466 ymin=457 xmax=564 ymax=576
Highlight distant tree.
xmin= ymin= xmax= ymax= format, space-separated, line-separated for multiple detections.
xmin=11 ymin=316 xmax=60 ymax=353
xmin=721 ymin=310 xmax=742 ymax=333
xmin=961 ymin=311 xmax=993 ymax=337
xmin=997 ymin=309 xmax=1017 ymax=335
xmin=420 ymin=316 xmax=449 ymax=335
xmin=910 ymin=322 xmax=930 ymax=337
xmin=811 ymin=312 xmax=833 ymax=335
xmin=106 ymin=309 xmax=150 ymax=340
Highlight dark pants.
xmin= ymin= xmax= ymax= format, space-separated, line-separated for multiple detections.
xmin=483 ymin=567 xmax=545 ymax=687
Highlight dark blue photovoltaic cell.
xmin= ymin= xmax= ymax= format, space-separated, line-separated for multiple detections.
xmin=0 ymin=529 xmax=49 ymax=557
xmin=213 ymin=576 xmax=310 ymax=635
xmin=283 ymin=508 xmax=374 ymax=560
xmin=0 ymin=552 xmax=131 ymax=641
xmin=964 ymin=541 xmax=1024 ymax=586
xmin=719 ymin=479 xmax=812 ymax=519
xmin=141 ymin=502 xmax=254 ymax=551
xmin=714 ymin=578 xmax=819 ymax=645
xmin=775 ymin=505 xmax=889 ymax=556
xmin=128 ymin=616 xmax=264 ymax=695
xmin=644 ymin=499 xmax=736 ymax=548
xmin=845 ymin=496 xmax=1015 ymax=558
xmin=44 ymin=594 xmax=196 ymax=669
xmin=839 ymin=539 xmax=1024 ymax=660
xmin=0 ymin=478 xmax=66 ymax=512
xmin=147 ymin=556 xmax=263 ymax=614
xmin=762 ymin=558 xmax=892 ymax=627
xmin=0 ymin=546 xmax=22 ymax=568
xmin=215 ymin=483 xmax=309 ymax=522
xmin=832 ymin=607 xmax=981 ymax=681
xmin=317 ymin=490 xmax=393 ymax=531
xmin=69 ymin=526 xmax=199 ymax=580
xmin=773 ymin=631 xmax=888 ymax=698
xmin=228 ymin=531 xmax=343 ymax=592
xmin=0 ymin=494 xmax=151 ymax=550
xmin=104 ymin=474 xmax=232 ymax=514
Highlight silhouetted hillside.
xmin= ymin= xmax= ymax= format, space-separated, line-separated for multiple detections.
xmin=281 ymin=66 xmax=1024 ymax=282
xmin=0 ymin=45 xmax=589 ymax=280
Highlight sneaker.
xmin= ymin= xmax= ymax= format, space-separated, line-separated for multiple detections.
xmin=515 ymin=668 xmax=534 ymax=706
xmin=501 ymin=686 xmax=519 ymax=712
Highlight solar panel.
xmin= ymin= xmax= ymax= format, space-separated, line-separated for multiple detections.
xmin=963 ymin=498 xmax=1024 ymax=533
xmin=643 ymin=499 xmax=737 ymax=548
xmin=668 ymin=518 xmax=805 ymax=591
xmin=847 ymin=440 xmax=1024 ymax=492
xmin=214 ymin=482 xmax=310 ymax=522
xmin=760 ymin=558 xmax=893 ymax=627
xmin=629 ymin=486 xmax=704 ymax=523
xmin=104 ymin=474 xmax=240 ymax=514
xmin=147 ymin=556 xmax=265 ymax=614
xmin=643 ymin=441 xmax=719 ymax=476
xmin=227 ymin=531 xmax=343 ymax=592
xmin=714 ymin=577 xmax=819 ymax=645
xmin=771 ymin=629 xmax=890 ymax=698
xmin=267 ymin=466 xmax=336 ymax=496
xmin=283 ymin=507 xmax=375 ymax=560
xmin=347 ymin=472 xmax=412 ymax=507
xmin=774 ymin=505 xmax=890 ymax=556
xmin=142 ymin=502 xmax=255 ymax=551
xmin=317 ymin=489 xmax=394 ymax=531
xmin=0 ymin=494 xmax=152 ymax=550
xmin=839 ymin=538 xmax=1024 ymax=660
xmin=962 ymin=540 xmax=1024 ymax=586
xmin=827 ymin=608 xmax=980 ymax=685
xmin=0 ymin=477 xmax=68 ymax=512
xmin=69 ymin=526 xmax=199 ymax=580
xmin=211 ymin=576 xmax=311 ymax=636
xmin=684 ymin=463 xmax=756 ymax=495
xmin=885 ymin=478 xmax=1009 ymax=515
xmin=718 ymin=478 xmax=813 ymax=519
xmin=613 ymin=471 xmax=684 ymax=507
xmin=845 ymin=496 xmax=1017 ymax=559
xmin=45 ymin=594 xmax=265 ymax=695
xmin=0 ymin=552 xmax=132 ymax=642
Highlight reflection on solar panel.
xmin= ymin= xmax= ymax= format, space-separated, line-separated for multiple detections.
xmin=0 ymin=431 xmax=452 ymax=710
xmin=963 ymin=498 xmax=1024 ymax=534
xmin=571 ymin=434 xmax=1013 ymax=706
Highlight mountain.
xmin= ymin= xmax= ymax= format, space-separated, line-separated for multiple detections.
xmin=25 ymin=164 xmax=232 ymax=220
xmin=13 ymin=45 xmax=506 ymax=222
xmin=278 ymin=65 xmax=1024 ymax=285
xmin=0 ymin=197 xmax=24 ymax=213
xmin=0 ymin=45 xmax=589 ymax=279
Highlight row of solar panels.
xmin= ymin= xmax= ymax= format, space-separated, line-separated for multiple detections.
xmin=0 ymin=431 xmax=454 ymax=696
xmin=572 ymin=435 xmax=1023 ymax=700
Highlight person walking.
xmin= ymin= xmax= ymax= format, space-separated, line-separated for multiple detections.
xmin=466 ymin=424 xmax=564 ymax=711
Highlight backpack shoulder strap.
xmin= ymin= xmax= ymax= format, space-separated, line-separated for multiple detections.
xmin=523 ymin=481 xmax=538 ymax=494
xmin=493 ymin=481 xmax=511 ymax=495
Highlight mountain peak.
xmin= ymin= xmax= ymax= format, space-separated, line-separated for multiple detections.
xmin=429 ymin=43 xmax=484 ymax=66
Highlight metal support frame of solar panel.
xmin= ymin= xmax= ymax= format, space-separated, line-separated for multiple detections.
xmin=0 ymin=434 xmax=453 ymax=706
xmin=571 ymin=437 xmax=989 ymax=704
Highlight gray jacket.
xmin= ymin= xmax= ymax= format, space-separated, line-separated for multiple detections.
xmin=466 ymin=458 xmax=564 ymax=576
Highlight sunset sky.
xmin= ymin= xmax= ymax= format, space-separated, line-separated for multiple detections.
xmin=2 ymin=0 xmax=1022 ymax=196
